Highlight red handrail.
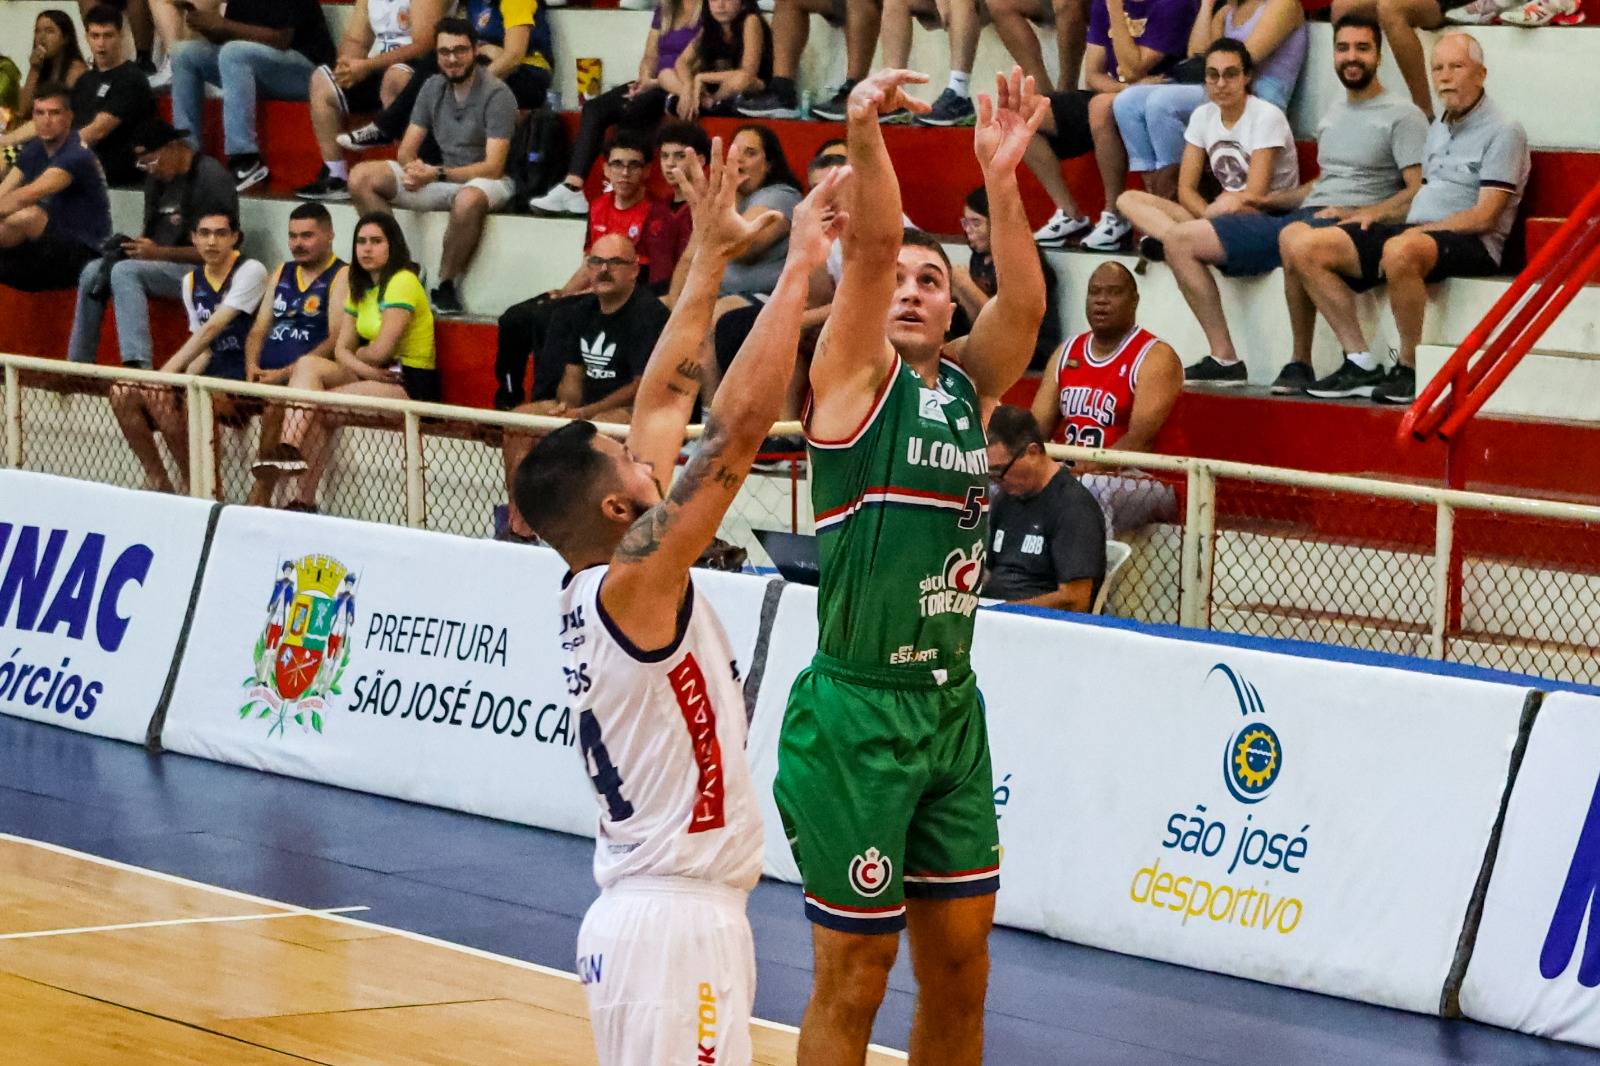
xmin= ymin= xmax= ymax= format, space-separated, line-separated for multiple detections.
xmin=1399 ymin=180 xmax=1600 ymax=446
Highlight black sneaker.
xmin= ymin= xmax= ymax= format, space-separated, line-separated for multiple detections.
xmin=1185 ymin=355 xmax=1248 ymax=386
xmin=917 ymin=88 xmax=976 ymax=127
xmin=431 ymin=280 xmax=464 ymax=317
xmin=1138 ymin=234 xmax=1165 ymax=263
xmin=809 ymin=83 xmax=856 ymax=122
xmin=879 ymin=107 xmax=913 ymax=125
xmin=231 ymin=154 xmax=269 ymax=192
xmin=1304 ymin=357 xmax=1388 ymax=399
xmin=251 ymin=443 xmax=307 ymax=476
xmin=1372 ymin=364 xmax=1417 ymax=405
xmin=336 ymin=123 xmax=392 ymax=151
xmin=295 ymin=167 xmax=350 ymax=202
xmin=1269 ymin=362 xmax=1315 ymax=395
xmin=735 ymin=84 xmax=800 ymax=119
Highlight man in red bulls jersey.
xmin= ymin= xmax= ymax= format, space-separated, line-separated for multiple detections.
xmin=514 ymin=141 xmax=850 ymax=1066
xmin=1031 ymin=261 xmax=1183 ymax=532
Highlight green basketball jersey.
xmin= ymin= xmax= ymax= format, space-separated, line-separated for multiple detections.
xmin=807 ymin=354 xmax=990 ymax=673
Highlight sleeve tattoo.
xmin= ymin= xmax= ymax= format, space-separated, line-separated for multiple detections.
xmin=613 ymin=415 xmax=746 ymax=563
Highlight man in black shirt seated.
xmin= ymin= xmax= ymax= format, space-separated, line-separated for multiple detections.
xmin=496 ymin=232 xmax=669 ymax=540
xmin=982 ymin=404 xmax=1109 ymax=612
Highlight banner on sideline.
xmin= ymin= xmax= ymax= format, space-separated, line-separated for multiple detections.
xmin=0 ymin=471 xmax=211 ymax=743
xmin=1459 ymin=691 xmax=1600 ymax=1046
xmin=977 ymin=612 xmax=1528 ymax=1014
xmin=162 ymin=508 xmax=774 ymax=837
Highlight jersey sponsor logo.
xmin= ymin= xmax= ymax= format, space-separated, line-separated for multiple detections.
xmin=905 ymin=436 xmax=988 ymax=476
xmin=668 ymin=653 xmax=726 ymax=833
xmin=580 ymin=331 xmax=619 ymax=379
xmin=889 ymin=643 xmax=938 ymax=666
xmin=849 ymin=846 xmax=892 ymax=897
xmin=303 ymin=294 xmax=322 ymax=317
xmin=1058 ymin=385 xmax=1119 ymax=427
xmin=917 ymin=541 xmax=985 ymax=619
xmin=697 ymin=982 xmax=719 ymax=1064
xmin=917 ymin=386 xmax=950 ymax=425
xmin=241 ymin=554 xmax=358 ymax=737
xmin=1021 ymin=533 xmax=1044 ymax=555
xmin=576 ymin=953 xmax=603 ymax=985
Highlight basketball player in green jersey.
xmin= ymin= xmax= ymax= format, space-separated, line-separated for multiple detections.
xmin=775 ymin=67 xmax=1048 ymax=1065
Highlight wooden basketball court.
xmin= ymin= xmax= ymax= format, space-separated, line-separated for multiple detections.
xmin=0 ymin=834 xmax=904 ymax=1065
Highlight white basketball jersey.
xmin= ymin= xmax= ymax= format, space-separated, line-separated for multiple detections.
xmin=367 ymin=0 xmax=415 ymax=55
xmin=558 ymin=566 xmax=763 ymax=893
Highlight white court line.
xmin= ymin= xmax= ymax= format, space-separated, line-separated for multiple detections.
xmin=0 ymin=905 xmax=370 ymax=941
xmin=0 ymin=832 xmax=910 ymax=1061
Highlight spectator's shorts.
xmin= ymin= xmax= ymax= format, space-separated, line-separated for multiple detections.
xmin=1339 ymin=222 xmax=1501 ymax=293
xmin=402 ymin=365 xmax=443 ymax=402
xmin=317 ymin=62 xmax=414 ymax=115
xmin=774 ymin=656 xmax=1001 ymax=935
xmin=1211 ymin=207 xmax=1327 ymax=277
xmin=384 ymin=162 xmax=516 ymax=211
xmin=1045 ymin=89 xmax=1095 ymax=160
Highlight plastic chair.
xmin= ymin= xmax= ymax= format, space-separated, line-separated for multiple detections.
xmin=1093 ymin=539 xmax=1133 ymax=615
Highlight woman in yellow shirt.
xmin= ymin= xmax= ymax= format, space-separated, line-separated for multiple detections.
xmin=254 ymin=212 xmax=438 ymax=510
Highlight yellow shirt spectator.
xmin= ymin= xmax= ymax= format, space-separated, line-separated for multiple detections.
xmin=345 ymin=268 xmax=436 ymax=371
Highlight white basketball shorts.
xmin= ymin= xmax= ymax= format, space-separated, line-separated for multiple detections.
xmin=576 ymin=876 xmax=755 ymax=1066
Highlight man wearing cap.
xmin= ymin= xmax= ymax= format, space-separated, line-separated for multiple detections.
xmin=67 ymin=116 xmax=239 ymax=368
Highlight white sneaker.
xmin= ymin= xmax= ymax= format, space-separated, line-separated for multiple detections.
xmin=1500 ymin=0 xmax=1583 ymax=24
xmin=1032 ymin=209 xmax=1094 ymax=246
xmin=528 ymin=182 xmax=589 ymax=216
xmin=147 ymin=58 xmax=172 ymax=90
xmin=1444 ymin=0 xmax=1514 ymax=21
xmin=1080 ymin=211 xmax=1132 ymax=251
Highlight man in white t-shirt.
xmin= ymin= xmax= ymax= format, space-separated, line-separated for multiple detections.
xmin=110 ymin=208 xmax=268 ymax=494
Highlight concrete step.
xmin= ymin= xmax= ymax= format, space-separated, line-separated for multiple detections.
xmin=1415 ymin=343 xmax=1600 ymax=424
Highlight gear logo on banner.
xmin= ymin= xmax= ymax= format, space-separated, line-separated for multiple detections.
xmin=1209 ymin=663 xmax=1283 ymax=804
xmin=239 ymin=554 xmax=359 ymax=738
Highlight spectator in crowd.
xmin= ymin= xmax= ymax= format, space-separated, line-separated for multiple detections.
xmin=718 ymin=123 xmax=802 ymax=296
xmin=169 ymin=0 xmax=336 ymax=191
xmin=984 ymin=404 xmax=1109 ymax=611
xmin=1028 ymin=0 xmax=1195 ymax=246
xmin=111 ymin=208 xmax=268 ymax=493
xmin=0 ymin=85 xmax=111 ymax=292
xmin=253 ymin=212 xmax=437 ymax=511
xmin=68 ymin=117 xmax=237 ymax=367
xmin=527 ymin=0 xmax=703 ymax=216
xmin=295 ymin=0 xmax=449 ymax=202
xmin=146 ymin=0 xmax=221 ymax=89
xmin=640 ymin=119 xmax=708 ymax=292
xmin=18 ymin=12 xmax=88 ymax=121
xmin=957 ymin=185 xmax=1062 ymax=368
xmin=668 ymin=0 xmax=772 ymax=122
xmin=538 ymin=131 xmax=657 ymax=279
xmin=1285 ymin=32 xmax=1526 ymax=405
xmin=349 ymin=19 xmax=516 ymax=316
xmin=735 ymin=0 xmax=872 ymax=120
xmin=0 ymin=7 xmax=156 ymax=188
xmin=1032 ymin=261 xmax=1182 ymax=531
xmin=1333 ymin=0 xmax=1446 ymax=118
xmin=496 ymin=233 xmax=669 ymax=538
xmin=1157 ymin=15 xmax=1426 ymax=390
xmin=879 ymin=0 xmax=983 ymax=126
xmin=1088 ymin=0 xmax=1305 ymax=250
xmin=988 ymin=0 xmax=1089 ymax=94
xmin=75 ymin=0 xmax=158 ymax=78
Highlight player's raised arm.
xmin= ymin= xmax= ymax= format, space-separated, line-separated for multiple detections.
xmin=626 ymin=138 xmax=779 ymax=483
xmin=806 ymin=69 xmax=930 ymax=441
xmin=601 ymin=168 xmax=852 ymax=646
xmin=954 ymin=67 xmax=1050 ymax=403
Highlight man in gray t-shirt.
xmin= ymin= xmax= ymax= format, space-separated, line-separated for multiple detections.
xmin=348 ymin=17 xmax=517 ymax=316
xmin=720 ymin=183 xmax=804 ymax=297
xmin=1285 ymin=30 xmax=1529 ymax=406
xmin=1171 ymin=15 xmax=1429 ymax=394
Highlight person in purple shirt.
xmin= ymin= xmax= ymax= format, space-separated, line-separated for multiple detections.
xmin=0 ymin=83 xmax=111 ymax=292
xmin=1028 ymin=0 xmax=1198 ymax=246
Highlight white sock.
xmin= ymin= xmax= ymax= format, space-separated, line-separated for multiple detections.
xmin=327 ymin=160 xmax=349 ymax=181
xmin=1347 ymin=350 xmax=1377 ymax=371
xmin=947 ymin=71 xmax=970 ymax=97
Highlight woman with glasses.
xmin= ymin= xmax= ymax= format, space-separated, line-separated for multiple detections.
xmin=1082 ymin=0 xmax=1305 ymax=250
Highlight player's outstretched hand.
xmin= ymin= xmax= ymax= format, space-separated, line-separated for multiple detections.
xmin=786 ymin=164 xmax=852 ymax=270
xmin=673 ymin=136 xmax=781 ymax=262
xmin=974 ymin=65 xmax=1049 ymax=178
xmin=846 ymin=68 xmax=932 ymax=123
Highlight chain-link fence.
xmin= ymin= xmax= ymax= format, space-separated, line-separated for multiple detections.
xmin=7 ymin=355 xmax=1600 ymax=687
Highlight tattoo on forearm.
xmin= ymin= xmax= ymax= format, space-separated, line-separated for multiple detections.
xmin=674 ymin=357 xmax=703 ymax=381
xmin=613 ymin=417 xmax=743 ymax=564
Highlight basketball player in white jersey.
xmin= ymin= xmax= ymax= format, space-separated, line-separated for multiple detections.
xmin=513 ymin=142 xmax=850 ymax=1066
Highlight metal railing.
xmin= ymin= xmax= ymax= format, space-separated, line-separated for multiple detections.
xmin=5 ymin=354 xmax=1599 ymax=686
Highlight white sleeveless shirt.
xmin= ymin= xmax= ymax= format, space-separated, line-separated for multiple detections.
xmin=368 ymin=0 xmax=415 ymax=56
xmin=558 ymin=566 xmax=763 ymax=892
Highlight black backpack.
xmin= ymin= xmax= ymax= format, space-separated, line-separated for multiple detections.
xmin=508 ymin=109 xmax=570 ymax=210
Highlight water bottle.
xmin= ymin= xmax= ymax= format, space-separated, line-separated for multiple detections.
xmin=799 ymin=89 xmax=813 ymax=120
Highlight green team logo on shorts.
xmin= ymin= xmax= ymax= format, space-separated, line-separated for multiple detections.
xmin=849 ymin=847 xmax=893 ymax=898
xmin=918 ymin=541 xmax=985 ymax=620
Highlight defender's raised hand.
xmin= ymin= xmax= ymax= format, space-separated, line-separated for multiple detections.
xmin=673 ymin=136 xmax=782 ymax=262
xmin=846 ymin=68 xmax=932 ymax=123
xmin=785 ymin=164 xmax=853 ymax=271
xmin=974 ymin=66 xmax=1049 ymax=178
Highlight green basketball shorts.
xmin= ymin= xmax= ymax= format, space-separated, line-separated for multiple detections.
xmin=773 ymin=653 xmax=1001 ymax=934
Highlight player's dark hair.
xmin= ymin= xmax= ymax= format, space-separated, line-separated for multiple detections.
xmin=289 ymin=202 xmax=333 ymax=227
xmin=84 ymin=5 xmax=125 ymax=30
xmin=987 ymin=404 xmax=1046 ymax=453
xmin=901 ymin=228 xmax=953 ymax=277
xmin=604 ymin=126 xmax=653 ymax=162
xmin=514 ymin=421 xmax=620 ymax=552
xmin=191 ymin=207 xmax=241 ymax=233
xmin=434 ymin=16 xmax=477 ymax=45
xmin=1204 ymin=37 xmax=1254 ymax=78
xmin=32 ymin=81 xmax=74 ymax=109
xmin=655 ymin=119 xmax=711 ymax=159
xmin=1332 ymin=11 xmax=1382 ymax=51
